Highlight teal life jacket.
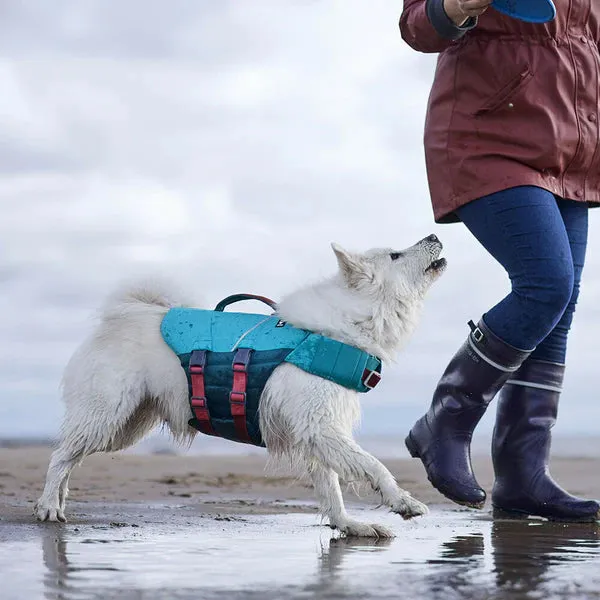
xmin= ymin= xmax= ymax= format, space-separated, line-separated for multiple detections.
xmin=160 ymin=294 xmax=382 ymax=446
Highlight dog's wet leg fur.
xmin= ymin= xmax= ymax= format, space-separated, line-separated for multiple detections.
xmin=35 ymin=444 xmax=84 ymax=522
xmin=311 ymin=431 xmax=428 ymax=521
xmin=310 ymin=464 xmax=395 ymax=538
xmin=58 ymin=470 xmax=70 ymax=512
xmin=35 ymin=395 xmax=187 ymax=522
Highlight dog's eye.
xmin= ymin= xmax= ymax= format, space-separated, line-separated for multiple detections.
xmin=390 ymin=252 xmax=403 ymax=260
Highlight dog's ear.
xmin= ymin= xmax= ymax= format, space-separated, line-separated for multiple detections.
xmin=331 ymin=243 xmax=370 ymax=287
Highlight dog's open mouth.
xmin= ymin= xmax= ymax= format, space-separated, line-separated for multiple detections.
xmin=425 ymin=257 xmax=447 ymax=273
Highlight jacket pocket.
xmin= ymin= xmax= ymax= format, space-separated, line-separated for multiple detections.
xmin=472 ymin=68 xmax=534 ymax=117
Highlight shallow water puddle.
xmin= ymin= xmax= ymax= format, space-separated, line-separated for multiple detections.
xmin=0 ymin=506 xmax=599 ymax=599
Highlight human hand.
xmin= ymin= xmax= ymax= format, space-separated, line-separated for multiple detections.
xmin=443 ymin=0 xmax=493 ymax=26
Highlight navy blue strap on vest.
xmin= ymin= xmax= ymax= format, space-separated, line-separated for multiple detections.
xmin=189 ymin=350 xmax=217 ymax=436
xmin=230 ymin=348 xmax=253 ymax=443
xmin=214 ymin=294 xmax=277 ymax=312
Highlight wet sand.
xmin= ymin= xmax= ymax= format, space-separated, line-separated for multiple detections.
xmin=1 ymin=447 xmax=599 ymax=599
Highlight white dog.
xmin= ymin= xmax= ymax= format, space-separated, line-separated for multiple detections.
xmin=35 ymin=236 xmax=446 ymax=537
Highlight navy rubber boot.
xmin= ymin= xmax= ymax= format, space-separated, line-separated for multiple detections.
xmin=405 ymin=319 xmax=531 ymax=508
xmin=492 ymin=359 xmax=600 ymax=522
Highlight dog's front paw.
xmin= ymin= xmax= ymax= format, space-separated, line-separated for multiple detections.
xmin=34 ymin=500 xmax=67 ymax=523
xmin=336 ymin=519 xmax=395 ymax=539
xmin=390 ymin=494 xmax=429 ymax=520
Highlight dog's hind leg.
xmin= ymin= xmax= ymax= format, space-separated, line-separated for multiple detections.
xmin=311 ymin=431 xmax=429 ymax=520
xmin=35 ymin=443 xmax=84 ymax=523
xmin=35 ymin=395 xmax=163 ymax=522
xmin=310 ymin=464 xmax=395 ymax=538
xmin=54 ymin=403 xmax=161 ymax=514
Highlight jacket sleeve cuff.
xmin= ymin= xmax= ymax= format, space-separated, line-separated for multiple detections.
xmin=425 ymin=0 xmax=477 ymax=41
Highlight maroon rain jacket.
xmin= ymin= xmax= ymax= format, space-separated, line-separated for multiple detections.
xmin=400 ymin=0 xmax=600 ymax=223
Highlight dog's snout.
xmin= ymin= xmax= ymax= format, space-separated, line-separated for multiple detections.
xmin=426 ymin=234 xmax=439 ymax=243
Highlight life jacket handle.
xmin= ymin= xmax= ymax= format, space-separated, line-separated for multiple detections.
xmin=214 ymin=294 xmax=278 ymax=313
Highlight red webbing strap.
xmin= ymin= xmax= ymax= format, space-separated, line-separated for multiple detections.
xmin=361 ymin=369 xmax=381 ymax=390
xmin=189 ymin=350 xmax=216 ymax=436
xmin=230 ymin=348 xmax=253 ymax=443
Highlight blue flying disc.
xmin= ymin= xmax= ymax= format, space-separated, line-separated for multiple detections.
xmin=492 ymin=0 xmax=556 ymax=23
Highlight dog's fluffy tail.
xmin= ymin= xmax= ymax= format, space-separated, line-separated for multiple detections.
xmin=58 ymin=277 xmax=199 ymax=453
xmin=99 ymin=278 xmax=197 ymax=322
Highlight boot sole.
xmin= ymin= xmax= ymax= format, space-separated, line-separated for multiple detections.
xmin=405 ymin=433 xmax=485 ymax=510
xmin=493 ymin=505 xmax=600 ymax=523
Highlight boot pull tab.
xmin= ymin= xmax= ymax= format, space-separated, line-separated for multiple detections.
xmin=468 ymin=320 xmax=484 ymax=343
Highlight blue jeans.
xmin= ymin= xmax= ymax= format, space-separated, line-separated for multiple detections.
xmin=456 ymin=186 xmax=588 ymax=364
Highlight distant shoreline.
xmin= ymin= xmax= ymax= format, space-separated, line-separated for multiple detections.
xmin=1 ymin=432 xmax=598 ymax=459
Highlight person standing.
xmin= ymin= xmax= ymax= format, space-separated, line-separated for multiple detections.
xmin=399 ymin=0 xmax=600 ymax=521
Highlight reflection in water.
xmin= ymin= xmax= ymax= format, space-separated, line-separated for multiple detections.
xmin=425 ymin=532 xmax=487 ymax=597
xmin=28 ymin=512 xmax=600 ymax=600
xmin=312 ymin=536 xmax=393 ymax=598
xmin=42 ymin=526 xmax=71 ymax=600
xmin=439 ymin=532 xmax=485 ymax=561
xmin=492 ymin=519 xmax=600 ymax=594
xmin=42 ymin=526 xmax=124 ymax=600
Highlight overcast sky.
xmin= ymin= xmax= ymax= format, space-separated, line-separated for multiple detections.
xmin=1 ymin=0 xmax=599 ymax=442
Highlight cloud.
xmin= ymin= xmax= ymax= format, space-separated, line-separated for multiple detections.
xmin=1 ymin=1 xmax=598 ymax=439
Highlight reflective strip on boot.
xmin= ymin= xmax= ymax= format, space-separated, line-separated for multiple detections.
xmin=505 ymin=379 xmax=563 ymax=393
xmin=467 ymin=337 xmax=521 ymax=373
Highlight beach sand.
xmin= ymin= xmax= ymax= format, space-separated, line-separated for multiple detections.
xmin=1 ymin=446 xmax=599 ymax=599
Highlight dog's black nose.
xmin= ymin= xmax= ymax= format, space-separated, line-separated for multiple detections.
xmin=426 ymin=234 xmax=439 ymax=243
